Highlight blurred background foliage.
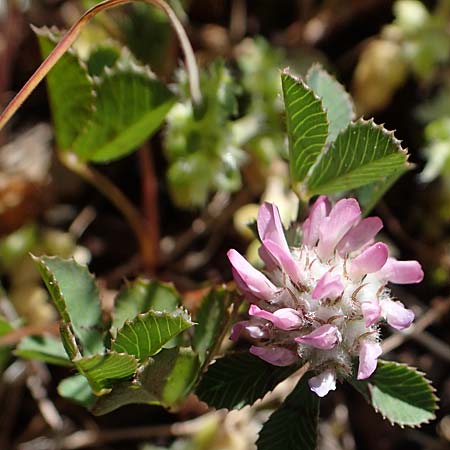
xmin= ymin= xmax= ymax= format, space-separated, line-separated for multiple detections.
xmin=0 ymin=0 xmax=450 ymax=449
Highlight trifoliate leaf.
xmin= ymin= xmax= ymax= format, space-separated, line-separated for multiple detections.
xmin=256 ymin=376 xmax=319 ymax=450
xmin=306 ymin=64 xmax=355 ymax=144
xmin=36 ymin=27 xmax=95 ymax=150
xmin=33 ymin=256 xmax=105 ymax=356
xmin=307 ymin=119 xmax=409 ymax=195
xmin=351 ymin=360 xmax=438 ymax=427
xmin=111 ymin=308 xmax=193 ymax=360
xmin=196 ymin=353 xmax=297 ymax=410
xmin=281 ymin=69 xmax=328 ymax=184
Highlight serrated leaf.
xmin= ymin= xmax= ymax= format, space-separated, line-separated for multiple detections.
xmin=112 ymin=279 xmax=180 ymax=336
xmin=92 ymin=347 xmax=200 ymax=415
xmin=281 ymin=70 xmax=328 ymax=183
xmin=75 ymin=352 xmax=138 ymax=395
xmin=192 ymin=288 xmax=231 ymax=365
xmin=58 ymin=374 xmax=95 ymax=408
xmin=112 ymin=308 xmax=193 ymax=360
xmin=128 ymin=347 xmax=199 ymax=408
xmin=196 ymin=353 xmax=297 ymax=410
xmin=73 ymin=66 xmax=175 ymax=162
xmin=16 ymin=335 xmax=71 ymax=367
xmin=33 ymin=256 xmax=105 ymax=356
xmin=307 ymin=120 xmax=409 ymax=195
xmin=354 ymin=360 xmax=438 ymax=427
xmin=306 ymin=64 xmax=355 ymax=144
xmin=36 ymin=27 xmax=95 ymax=150
xmin=87 ymin=46 xmax=120 ymax=77
xmin=257 ymin=376 xmax=319 ymax=450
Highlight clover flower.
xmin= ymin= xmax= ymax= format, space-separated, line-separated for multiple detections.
xmin=227 ymin=197 xmax=423 ymax=397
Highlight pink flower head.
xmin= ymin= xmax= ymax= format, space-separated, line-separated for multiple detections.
xmin=249 ymin=345 xmax=298 ymax=367
xmin=357 ymin=340 xmax=382 ymax=380
xmin=295 ymin=324 xmax=339 ymax=350
xmin=249 ymin=304 xmax=303 ymax=330
xmin=228 ymin=198 xmax=423 ymax=396
xmin=308 ymin=369 xmax=337 ymax=397
xmin=312 ymin=272 xmax=344 ymax=300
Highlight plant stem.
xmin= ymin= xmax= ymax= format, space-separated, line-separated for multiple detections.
xmin=0 ymin=0 xmax=201 ymax=132
xmin=59 ymin=152 xmax=157 ymax=272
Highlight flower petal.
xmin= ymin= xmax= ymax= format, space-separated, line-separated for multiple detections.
xmin=349 ymin=242 xmax=389 ymax=280
xmin=381 ymin=299 xmax=415 ymax=330
xmin=317 ymin=198 xmax=361 ymax=260
xmin=295 ymin=324 xmax=339 ymax=349
xmin=361 ymin=301 xmax=382 ymax=327
xmin=308 ymin=369 xmax=337 ymax=397
xmin=302 ymin=196 xmax=331 ymax=247
xmin=312 ymin=272 xmax=344 ymax=300
xmin=258 ymin=203 xmax=289 ymax=251
xmin=337 ymin=216 xmax=383 ymax=256
xmin=377 ymin=258 xmax=424 ymax=284
xmin=249 ymin=345 xmax=298 ymax=366
xmin=228 ymin=249 xmax=278 ymax=300
xmin=230 ymin=320 xmax=268 ymax=341
xmin=262 ymin=239 xmax=303 ymax=284
xmin=249 ymin=304 xmax=302 ymax=330
xmin=357 ymin=340 xmax=382 ymax=380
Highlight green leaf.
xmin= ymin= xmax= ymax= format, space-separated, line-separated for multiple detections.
xmin=74 ymin=352 xmax=138 ymax=395
xmin=33 ymin=256 xmax=105 ymax=356
xmin=353 ymin=360 xmax=438 ymax=427
xmin=92 ymin=347 xmax=200 ymax=415
xmin=16 ymin=335 xmax=71 ymax=367
xmin=73 ymin=65 xmax=175 ymax=162
xmin=58 ymin=374 xmax=96 ymax=408
xmin=306 ymin=64 xmax=355 ymax=144
xmin=192 ymin=288 xmax=231 ymax=365
xmin=138 ymin=346 xmax=200 ymax=406
xmin=307 ymin=119 xmax=409 ymax=195
xmin=87 ymin=46 xmax=120 ymax=77
xmin=112 ymin=279 xmax=180 ymax=336
xmin=352 ymin=170 xmax=406 ymax=215
xmin=256 ymin=376 xmax=319 ymax=450
xmin=112 ymin=308 xmax=193 ymax=360
xmin=0 ymin=315 xmax=14 ymax=372
xmin=281 ymin=69 xmax=328 ymax=183
xmin=36 ymin=27 xmax=95 ymax=150
xmin=196 ymin=353 xmax=297 ymax=410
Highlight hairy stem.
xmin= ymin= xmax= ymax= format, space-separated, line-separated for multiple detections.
xmin=59 ymin=152 xmax=157 ymax=272
xmin=0 ymin=0 xmax=200 ymax=131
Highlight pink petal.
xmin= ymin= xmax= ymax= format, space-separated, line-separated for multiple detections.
xmin=249 ymin=345 xmax=298 ymax=367
xmin=262 ymin=239 xmax=303 ymax=284
xmin=381 ymin=299 xmax=415 ymax=330
xmin=228 ymin=249 xmax=278 ymax=300
xmin=317 ymin=198 xmax=361 ymax=260
xmin=349 ymin=243 xmax=389 ymax=280
xmin=230 ymin=321 xmax=268 ymax=341
xmin=302 ymin=196 xmax=331 ymax=247
xmin=361 ymin=301 xmax=382 ymax=327
xmin=308 ymin=369 xmax=337 ymax=397
xmin=312 ymin=272 xmax=344 ymax=300
xmin=377 ymin=258 xmax=424 ymax=284
xmin=337 ymin=217 xmax=383 ymax=256
xmin=357 ymin=340 xmax=382 ymax=380
xmin=249 ymin=304 xmax=303 ymax=330
xmin=258 ymin=203 xmax=289 ymax=251
xmin=295 ymin=324 xmax=339 ymax=350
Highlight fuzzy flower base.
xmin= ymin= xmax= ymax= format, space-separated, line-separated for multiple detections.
xmin=228 ymin=197 xmax=423 ymax=397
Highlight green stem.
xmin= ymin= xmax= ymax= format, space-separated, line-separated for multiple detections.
xmin=0 ymin=0 xmax=201 ymax=132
